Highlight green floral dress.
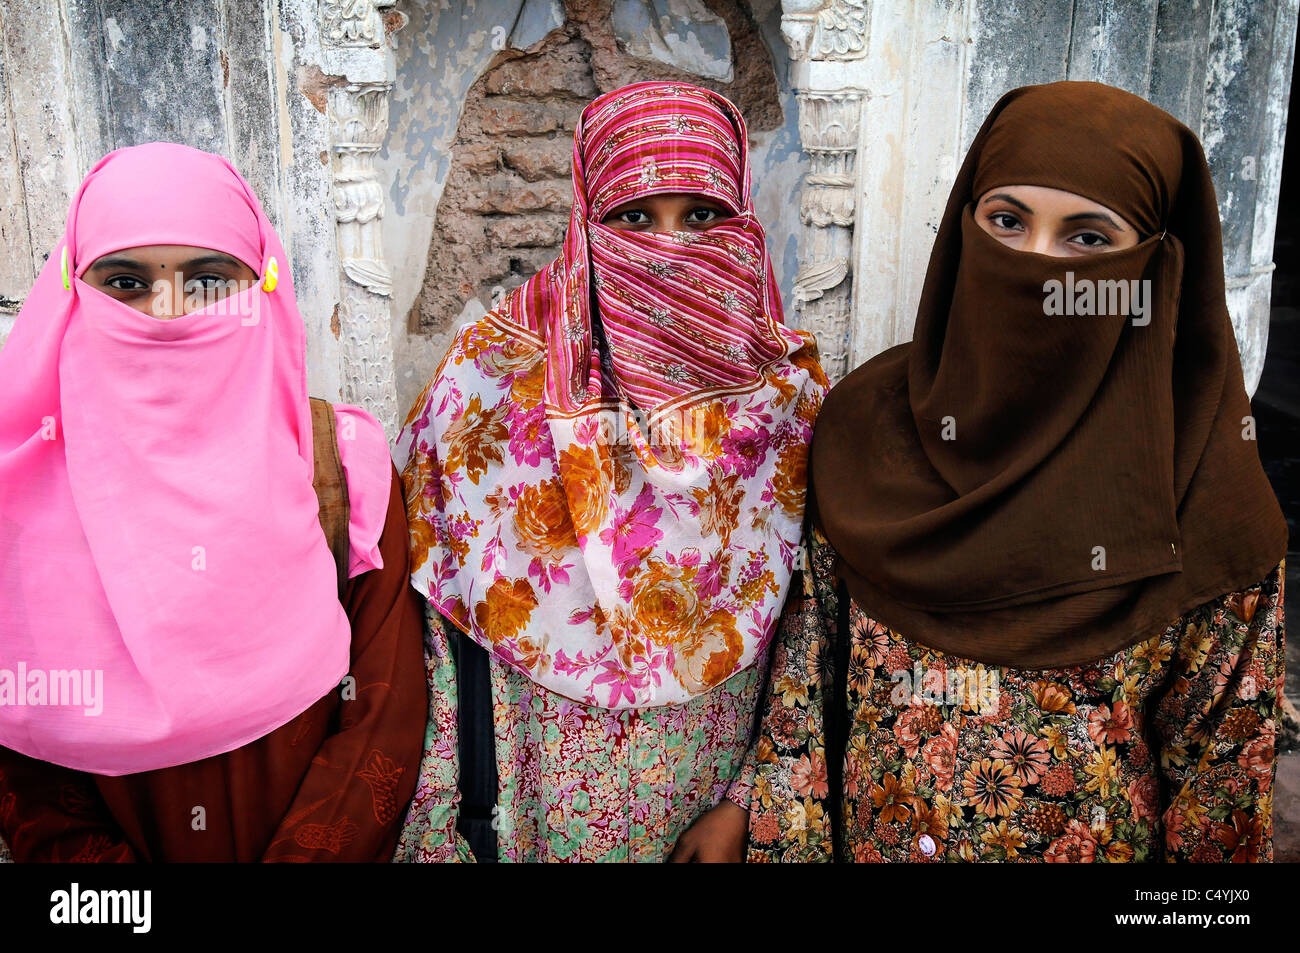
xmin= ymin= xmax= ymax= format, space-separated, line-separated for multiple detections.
xmin=395 ymin=606 xmax=762 ymax=862
xmin=736 ymin=527 xmax=1285 ymax=862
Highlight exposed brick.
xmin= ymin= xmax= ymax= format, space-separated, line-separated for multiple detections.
xmin=477 ymin=247 xmax=557 ymax=288
xmin=476 ymin=99 xmax=568 ymax=137
xmin=501 ymin=137 xmax=572 ymax=181
xmin=457 ymin=141 xmax=502 ymax=176
xmin=485 ymin=43 xmax=597 ymax=99
xmin=486 ymin=214 xmax=569 ymax=248
xmin=433 ymin=210 xmax=488 ymax=248
xmin=508 ymin=247 xmax=561 ymax=275
xmin=464 ymin=175 xmax=571 ymax=215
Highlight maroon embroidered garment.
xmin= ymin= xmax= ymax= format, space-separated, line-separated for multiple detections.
xmin=0 ymin=468 xmax=426 ymax=862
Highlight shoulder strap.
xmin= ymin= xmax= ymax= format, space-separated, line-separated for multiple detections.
xmin=455 ymin=632 xmax=501 ymax=861
xmin=309 ymin=397 xmax=351 ymax=596
xmin=827 ymin=574 xmax=851 ymax=863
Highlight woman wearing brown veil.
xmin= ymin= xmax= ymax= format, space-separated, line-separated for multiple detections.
xmin=699 ymin=81 xmax=1287 ymax=862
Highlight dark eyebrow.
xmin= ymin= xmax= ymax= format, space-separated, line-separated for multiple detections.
xmin=85 ymin=253 xmax=247 ymax=271
xmin=1063 ymin=211 xmax=1127 ymax=231
xmin=84 ymin=256 xmax=147 ymax=271
xmin=980 ymin=192 xmax=1033 ymax=214
xmin=177 ymin=254 xmax=247 ymax=270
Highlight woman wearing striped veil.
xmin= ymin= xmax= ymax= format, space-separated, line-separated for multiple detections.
xmin=395 ymin=82 xmax=827 ymax=862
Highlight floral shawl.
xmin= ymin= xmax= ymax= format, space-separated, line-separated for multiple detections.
xmin=397 ymin=82 xmax=827 ymax=708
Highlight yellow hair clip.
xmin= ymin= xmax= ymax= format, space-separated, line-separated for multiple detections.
xmin=61 ymin=246 xmax=71 ymax=290
xmin=261 ymin=257 xmax=279 ymax=293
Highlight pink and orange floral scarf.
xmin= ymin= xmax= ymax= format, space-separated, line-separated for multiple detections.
xmin=398 ymin=82 xmax=828 ymax=708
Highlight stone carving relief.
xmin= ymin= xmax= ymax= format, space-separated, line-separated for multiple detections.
xmin=328 ymin=83 xmax=393 ymax=296
xmin=321 ymin=0 xmax=404 ymax=434
xmin=323 ymin=0 xmax=396 ymax=47
xmin=780 ymin=0 xmax=869 ymax=62
xmin=789 ymin=91 xmax=860 ymax=379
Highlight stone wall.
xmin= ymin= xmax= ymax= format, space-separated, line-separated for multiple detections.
xmin=2 ymin=1 xmax=1293 ymax=426
xmin=404 ymin=0 xmax=783 ymax=347
xmin=380 ymin=0 xmax=803 ymax=416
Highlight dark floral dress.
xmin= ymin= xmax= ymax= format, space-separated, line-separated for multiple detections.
xmin=732 ymin=527 xmax=1285 ymax=862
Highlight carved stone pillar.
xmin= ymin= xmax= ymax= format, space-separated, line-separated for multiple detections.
xmin=790 ymin=92 xmax=860 ymax=380
xmin=780 ymin=1 xmax=870 ymax=383
xmin=320 ymin=0 xmax=406 ymax=435
xmin=778 ymin=0 xmax=1297 ymax=394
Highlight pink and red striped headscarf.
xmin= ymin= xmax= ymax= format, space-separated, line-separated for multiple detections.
xmin=581 ymin=83 xmax=744 ymax=221
xmin=506 ymin=81 xmax=792 ymax=416
xmin=400 ymin=83 xmax=828 ymax=708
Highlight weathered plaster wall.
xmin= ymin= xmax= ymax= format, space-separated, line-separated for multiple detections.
xmin=0 ymin=0 xmax=345 ymax=398
xmin=379 ymin=0 xmax=804 ymax=417
xmin=780 ymin=0 xmax=1297 ymax=390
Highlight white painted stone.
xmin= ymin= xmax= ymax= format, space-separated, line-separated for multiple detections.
xmin=778 ymin=0 xmax=1296 ymax=393
xmin=611 ymin=0 xmax=734 ymax=82
xmin=509 ymin=0 xmax=565 ymax=49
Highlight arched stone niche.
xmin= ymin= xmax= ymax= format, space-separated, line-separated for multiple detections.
xmin=380 ymin=0 xmax=802 ymax=417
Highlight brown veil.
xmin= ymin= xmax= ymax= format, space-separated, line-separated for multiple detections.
xmin=811 ymin=82 xmax=1287 ymax=668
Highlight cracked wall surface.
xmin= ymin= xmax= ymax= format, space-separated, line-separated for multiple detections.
xmin=1 ymin=0 xmax=1293 ymax=416
xmin=381 ymin=0 xmax=798 ymax=414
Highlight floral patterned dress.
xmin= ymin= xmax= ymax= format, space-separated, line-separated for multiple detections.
xmin=395 ymin=605 xmax=761 ymax=862
xmin=736 ymin=526 xmax=1285 ymax=862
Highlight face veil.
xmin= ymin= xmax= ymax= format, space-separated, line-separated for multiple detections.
xmin=0 ymin=143 xmax=390 ymax=775
xmin=810 ymin=81 xmax=1287 ymax=668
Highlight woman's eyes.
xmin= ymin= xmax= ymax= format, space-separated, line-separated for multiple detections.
xmin=103 ymin=275 xmax=150 ymax=292
xmin=1068 ymin=231 xmax=1111 ymax=248
xmin=610 ymin=207 xmax=724 ymax=227
xmin=988 ymin=212 xmax=1023 ymax=231
xmin=984 ymin=211 xmax=1115 ymax=252
xmin=101 ymin=272 xmax=237 ymax=295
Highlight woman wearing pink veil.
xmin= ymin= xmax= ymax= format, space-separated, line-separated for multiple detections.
xmin=0 ymin=143 xmax=427 ymax=862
